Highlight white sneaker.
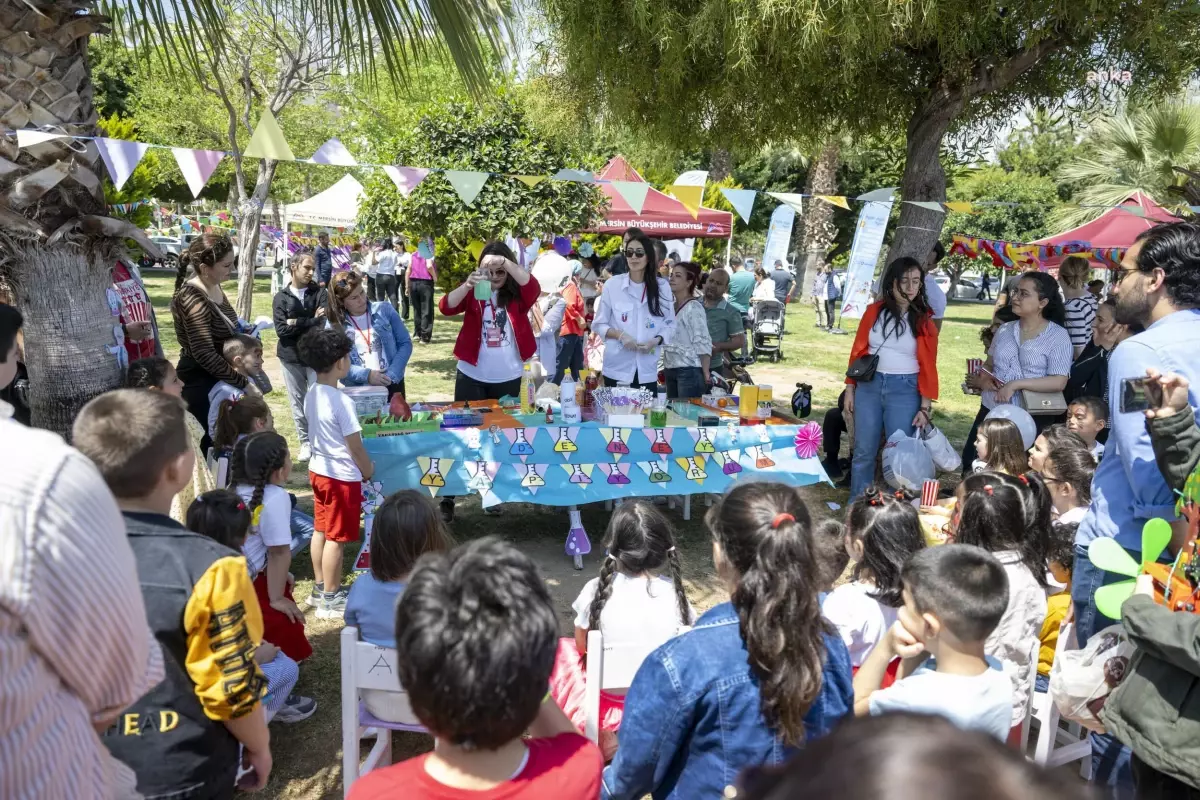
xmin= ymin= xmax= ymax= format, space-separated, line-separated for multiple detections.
xmin=298 ymin=443 xmax=312 ymax=462
xmin=315 ymin=588 xmax=349 ymax=620
xmin=301 ymin=583 xmax=324 ymax=609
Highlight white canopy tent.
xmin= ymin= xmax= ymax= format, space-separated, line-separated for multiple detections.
xmin=272 ymin=174 xmax=364 ymax=292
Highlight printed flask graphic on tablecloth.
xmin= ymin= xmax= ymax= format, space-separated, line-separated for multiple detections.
xmin=567 ymin=463 xmax=592 ymax=485
xmin=554 ymin=426 xmax=578 ymax=454
xmin=509 ymin=428 xmax=535 ymax=456
xmin=419 ymin=459 xmax=446 ymax=488
xmin=693 ymin=427 xmax=716 ymax=454
xmin=649 ymin=428 xmax=673 ymax=455
xmin=714 ymin=449 xmax=743 ymax=476
xmin=465 ymin=460 xmax=493 ymax=492
xmin=606 ymin=428 xmax=630 ymax=455
xmin=647 ymin=461 xmax=671 ymax=484
xmin=682 ymin=457 xmax=707 ymax=481
xmin=749 ymin=445 xmax=775 ymax=469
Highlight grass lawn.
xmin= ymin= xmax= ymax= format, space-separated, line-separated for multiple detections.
xmin=143 ymin=272 xmax=993 ymax=798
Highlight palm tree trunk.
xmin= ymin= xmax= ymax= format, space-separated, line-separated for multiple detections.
xmin=797 ymin=140 xmax=840 ymax=295
xmin=234 ymin=159 xmax=279 ymax=319
xmin=10 ymin=246 xmax=123 ymax=436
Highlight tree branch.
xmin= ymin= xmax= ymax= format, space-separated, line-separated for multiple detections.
xmin=963 ymin=35 xmax=1068 ymax=101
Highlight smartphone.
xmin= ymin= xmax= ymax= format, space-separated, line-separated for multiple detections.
xmin=979 ymin=366 xmax=1006 ymax=387
xmin=1120 ymin=376 xmax=1163 ymax=414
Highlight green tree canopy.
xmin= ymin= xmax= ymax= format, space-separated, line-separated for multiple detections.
xmin=356 ymin=98 xmax=606 ymax=286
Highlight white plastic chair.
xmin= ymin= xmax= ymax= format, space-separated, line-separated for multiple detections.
xmin=340 ymin=627 xmax=428 ymax=797
xmin=583 ymin=628 xmax=689 ymax=743
xmin=1025 ymin=621 xmax=1093 ymax=778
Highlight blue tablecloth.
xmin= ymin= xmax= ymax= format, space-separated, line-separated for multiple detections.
xmin=365 ymin=421 xmax=830 ymax=508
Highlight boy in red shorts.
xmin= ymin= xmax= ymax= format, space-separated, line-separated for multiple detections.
xmin=298 ymin=328 xmax=375 ymax=619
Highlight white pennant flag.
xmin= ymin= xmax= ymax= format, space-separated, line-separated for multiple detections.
xmin=766 ymin=192 xmax=804 ymax=215
xmin=611 ymin=180 xmax=650 ymax=214
xmin=16 ymin=130 xmax=67 ymax=149
xmin=172 ymin=148 xmax=225 ymax=198
xmin=95 ymin=137 xmax=150 ymax=191
xmin=444 ymin=170 xmax=489 ymax=206
xmin=309 ymin=138 xmax=358 ymax=166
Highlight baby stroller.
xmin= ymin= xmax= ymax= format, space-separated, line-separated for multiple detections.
xmin=751 ymin=300 xmax=786 ymax=362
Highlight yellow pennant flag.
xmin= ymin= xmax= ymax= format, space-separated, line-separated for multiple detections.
xmin=243 ymin=109 xmax=295 ymax=161
xmin=510 ymin=175 xmax=547 ymax=188
xmin=467 ymin=240 xmax=485 ymax=260
xmin=944 ymin=201 xmax=974 ymax=214
xmin=815 ymin=195 xmax=851 ymax=210
xmin=668 ymin=184 xmax=704 ymax=219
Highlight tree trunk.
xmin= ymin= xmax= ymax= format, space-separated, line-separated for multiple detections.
xmin=798 ymin=140 xmax=840 ymax=295
xmin=709 ymin=148 xmax=732 ymax=181
xmin=12 ymin=246 xmax=123 ymax=437
xmin=883 ymin=100 xmax=958 ymax=266
xmin=234 ymin=159 xmax=279 ymax=319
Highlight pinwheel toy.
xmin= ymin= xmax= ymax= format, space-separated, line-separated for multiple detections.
xmin=793 ymin=421 xmax=823 ymax=460
xmin=1089 ymin=519 xmax=1196 ymax=619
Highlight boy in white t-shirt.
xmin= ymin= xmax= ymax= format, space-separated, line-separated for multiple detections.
xmin=297 ymin=328 xmax=375 ymax=618
xmin=854 ymin=544 xmax=1013 ymax=742
xmin=206 ymin=334 xmax=265 ymax=438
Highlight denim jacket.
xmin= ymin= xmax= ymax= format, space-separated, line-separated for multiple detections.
xmin=602 ymin=602 xmax=853 ymax=800
xmin=331 ymin=301 xmax=413 ymax=387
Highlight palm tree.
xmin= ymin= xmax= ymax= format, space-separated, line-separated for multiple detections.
xmin=796 ymin=139 xmax=839 ymax=293
xmin=0 ymin=0 xmax=507 ymax=435
xmin=1055 ymin=103 xmax=1200 ymax=228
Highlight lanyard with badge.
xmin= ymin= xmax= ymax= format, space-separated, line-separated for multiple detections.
xmin=349 ymin=314 xmax=372 ymax=351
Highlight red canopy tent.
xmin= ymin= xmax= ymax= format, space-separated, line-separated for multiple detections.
xmin=1032 ymin=191 xmax=1181 ymax=269
xmin=587 ymin=156 xmax=733 ymax=239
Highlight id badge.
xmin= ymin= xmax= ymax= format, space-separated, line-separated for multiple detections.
xmin=485 ymin=323 xmax=503 ymax=347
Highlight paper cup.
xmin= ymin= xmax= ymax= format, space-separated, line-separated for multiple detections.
xmin=966 ymin=358 xmax=983 ymax=376
xmin=922 ymin=479 xmax=941 ymax=507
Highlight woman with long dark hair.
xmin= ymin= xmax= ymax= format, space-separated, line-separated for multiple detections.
xmin=662 ymin=261 xmax=712 ymax=398
xmin=844 ymin=257 xmax=940 ymax=500
xmin=439 ymin=240 xmax=540 ymax=401
xmin=592 ymin=232 xmax=675 ymax=392
xmin=324 ymin=270 xmax=412 ymax=400
xmin=960 ymin=270 xmax=1073 ymax=469
xmin=602 ymin=481 xmax=853 ymax=799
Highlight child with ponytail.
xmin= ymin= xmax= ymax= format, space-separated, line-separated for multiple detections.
xmin=951 ymin=471 xmax=1051 ymax=738
xmin=823 ymin=488 xmax=926 ymax=676
xmin=232 ymin=432 xmax=313 ymax=657
xmin=185 ymin=490 xmax=316 ymax=724
xmin=603 ymin=482 xmax=853 ymax=799
xmin=549 ymin=501 xmax=693 ymax=758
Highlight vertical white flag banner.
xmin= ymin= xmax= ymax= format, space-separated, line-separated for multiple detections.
xmin=95 ymin=137 xmax=150 ymax=191
xmin=172 ymin=148 xmax=225 ymax=198
xmin=761 ymin=204 xmax=795 ymax=269
xmin=840 ymin=199 xmax=895 ymax=320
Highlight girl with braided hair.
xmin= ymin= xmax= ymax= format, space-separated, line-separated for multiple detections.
xmin=824 ymin=488 xmax=926 ymax=678
xmin=548 ymin=501 xmax=693 ymax=758
xmin=232 ymin=431 xmax=312 ymax=662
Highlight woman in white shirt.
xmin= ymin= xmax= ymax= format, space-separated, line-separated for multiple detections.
xmin=844 ymin=256 xmax=940 ymax=500
xmin=662 ymin=261 xmax=712 ymax=399
xmin=373 ymin=238 xmax=400 ymax=312
xmin=592 ymin=232 xmax=675 ymax=392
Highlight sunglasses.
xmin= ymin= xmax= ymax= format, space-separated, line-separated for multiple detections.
xmin=624 ymin=249 xmax=646 ymax=258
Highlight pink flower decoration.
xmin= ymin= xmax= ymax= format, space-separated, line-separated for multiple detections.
xmin=794 ymin=422 xmax=823 ymax=460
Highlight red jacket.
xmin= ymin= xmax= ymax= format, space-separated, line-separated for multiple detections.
xmin=845 ymin=301 xmax=940 ymax=400
xmin=440 ymin=276 xmax=542 ymax=366
xmin=559 ymin=281 xmax=587 ymax=337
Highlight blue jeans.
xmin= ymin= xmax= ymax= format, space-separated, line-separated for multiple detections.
xmin=665 ymin=367 xmax=705 ymax=400
xmin=1072 ymin=543 xmax=1136 ymax=797
xmin=554 ymin=333 xmax=584 ymax=385
xmin=850 ymin=372 xmax=920 ymax=500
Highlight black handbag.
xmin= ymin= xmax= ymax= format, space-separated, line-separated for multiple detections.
xmin=846 ymin=353 xmax=879 ymax=382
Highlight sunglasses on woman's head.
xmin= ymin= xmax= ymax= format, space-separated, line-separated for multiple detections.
xmin=624 ymin=249 xmax=646 ymax=258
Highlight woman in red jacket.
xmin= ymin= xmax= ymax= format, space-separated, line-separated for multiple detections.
xmin=844 ymin=256 xmax=939 ymax=500
xmin=440 ymin=241 xmax=541 ymax=401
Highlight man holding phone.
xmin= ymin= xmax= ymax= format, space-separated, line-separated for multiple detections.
xmin=1072 ymin=221 xmax=1200 ymax=791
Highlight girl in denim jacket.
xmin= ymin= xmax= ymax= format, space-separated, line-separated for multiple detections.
xmin=602 ymin=482 xmax=854 ymax=800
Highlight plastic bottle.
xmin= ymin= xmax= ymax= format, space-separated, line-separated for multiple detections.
xmin=560 ymin=375 xmax=576 ymax=406
xmin=520 ymin=363 xmax=535 ymax=414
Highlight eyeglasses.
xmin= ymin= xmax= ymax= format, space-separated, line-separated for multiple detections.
xmin=1113 ymin=266 xmax=1143 ymax=282
xmin=1011 ymin=289 xmax=1039 ymax=300
xmin=624 ymin=249 xmax=646 ymax=258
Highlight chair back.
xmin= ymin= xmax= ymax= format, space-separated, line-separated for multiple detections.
xmin=583 ymin=627 xmax=691 ymax=742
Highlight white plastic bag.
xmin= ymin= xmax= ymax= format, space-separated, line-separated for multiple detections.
xmin=881 ymin=429 xmax=935 ymax=491
xmin=1049 ymin=623 xmax=1135 ymax=734
xmin=921 ymin=425 xmax=962 ymax=473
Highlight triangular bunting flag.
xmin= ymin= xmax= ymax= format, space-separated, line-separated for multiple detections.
xmin=445 ymin=170 xmax=489 ymax=206
xmin=766 ymin=192 xmax=804 ymax=215
xmin=1119 ymin=205 xmax=1147 ymax=218
xmin=858 ymin=187 xmax=898 ymax=203
xmin=510 ymin=175 xmax=546 ymax=188
xmin=16 ymin=130 xmax=67 ymax=148
xmin=612 ymin=180 xmax=650 ymax=214
xmin=552 ymin=168 xmax=595 ymax=183
xmin=243 ymin=109 xmax=295 ymax=161
xmin=1189 ymin=205 xmax=1200 ymax=215
xmin=815 ymin=195 xmax=851 ymax=210
xmin=172 ymin=148 xmax=225 ymax=199
xmin=95 ymin=137 xmax=150 ymax=191
xmin=668 ymin=184 xmax=704 ymax=219
xmin=720 ymin=188 xmax=757 ymax=223
xmin=382 ymin=166 xmax=429 ymax=196
xmin=944 ymin=201 xmax=974 ymax=214
xmin=309 ymin=138 xmax=357 ymax=166
xmin=904 ymin=200 xmax=946 ymax=212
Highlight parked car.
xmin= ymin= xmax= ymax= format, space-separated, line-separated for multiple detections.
xmin=147 ymin=236 xmax=183 ymax=269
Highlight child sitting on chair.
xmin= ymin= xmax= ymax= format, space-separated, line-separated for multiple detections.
xmin=347 ymin=538 xmax=603 ymax=799
xmin=1037 ymin=522 xmax=1075 ymax=694
xmin=548 ymin=501 xmax=694 ymax=759
xmin=345 ymin=490 xmax=453 ymax=725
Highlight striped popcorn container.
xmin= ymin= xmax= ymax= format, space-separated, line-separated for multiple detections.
xmin=921 ymin=479 xmax=940 ymax=507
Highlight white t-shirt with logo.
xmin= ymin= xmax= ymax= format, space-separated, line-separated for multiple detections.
xmin=457 ymin=296 xmax=524 ymax=384
xmin=572 ymin=572 xmax=694 ymax=646
xmin=234 ymin=483 xmax=292 ymax=576
xmin=305 ymin=383 xmax=363 ymax=481
xmin=206 ymin=380 xmax=244 ymax=438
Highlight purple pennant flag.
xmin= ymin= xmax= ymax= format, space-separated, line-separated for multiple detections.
xmin=382 ymin=166 xmax=430 ymax=196
xmin=172 ymin=148 xmax=225 ymax=199
xmin=96 ymin=137 xmax=150 ymax=191
xmin=309 ymin=138 xmax=357 ymax=166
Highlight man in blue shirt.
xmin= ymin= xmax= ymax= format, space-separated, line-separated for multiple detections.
xmin=1071 ymin=220 xmax=1200 ymax=792
xmin=727 ymin=257 xmax=756 ymax=357
xmin=314 ymin=232 xmax=334 ymax=287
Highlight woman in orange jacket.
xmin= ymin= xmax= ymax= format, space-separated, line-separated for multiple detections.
xmin=844 ymin=256 xmax=939 ymax=499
